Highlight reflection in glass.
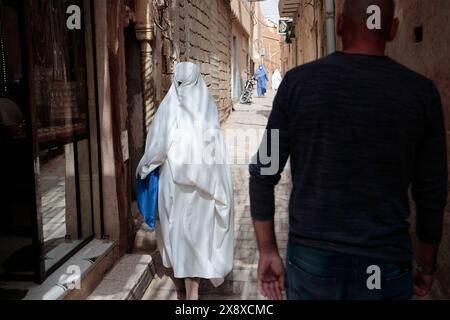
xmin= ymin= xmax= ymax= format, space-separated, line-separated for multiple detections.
xmin=0 ymin=0 xmax=96 ymax=283
xmin=30 ymin=0 xmax=94 ymax=272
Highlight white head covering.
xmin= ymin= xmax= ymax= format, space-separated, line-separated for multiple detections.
xmin=137 ymin=62 xmax=234 ymax=285
xmin=137 ymin=62 xmax=230 ymax=198
xmin=272 ymin=69 xmax=282 ymax=91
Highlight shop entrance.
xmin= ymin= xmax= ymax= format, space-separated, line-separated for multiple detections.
xmin=0 ymin=0 xmax=100 ymax=285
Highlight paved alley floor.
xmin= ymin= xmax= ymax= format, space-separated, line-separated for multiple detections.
xmin=141 ymin=90 xmax=292 ymax=300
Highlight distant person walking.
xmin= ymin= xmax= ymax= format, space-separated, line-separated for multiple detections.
xmin=271 ymin=69 xmax=282 ymax=91
xmin=254 ymin=65 xmax=269 ymax=97
xmin=250 ymin=0 xmax=447 ymax=300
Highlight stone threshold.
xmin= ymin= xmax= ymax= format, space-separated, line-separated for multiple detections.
xmin=87 ymin=254 xmax=156 ymax=300
xmin=21 ymin=239 xmax=116 ymax=300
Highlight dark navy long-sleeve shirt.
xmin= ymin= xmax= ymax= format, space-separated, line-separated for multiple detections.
xmin=250 ymin=52 xmax=448 ymax=263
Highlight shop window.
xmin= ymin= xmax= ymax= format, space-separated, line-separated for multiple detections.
xmin=0 ymin=0 xmax=99 ymax=283
xmin=28 ymin=0 xmax=96 ymax=275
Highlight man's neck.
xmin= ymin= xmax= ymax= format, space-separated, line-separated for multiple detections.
xmin=342 ymin=41 xmax=387 ymax=57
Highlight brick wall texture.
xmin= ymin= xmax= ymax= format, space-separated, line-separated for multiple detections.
xmin=156 ymin=0 xmax=233 ymax=123
xmin=383 ymin=0 xmax=450 ymax=300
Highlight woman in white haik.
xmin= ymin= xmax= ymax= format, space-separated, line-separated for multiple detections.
xmin=271 ymin=68 xmax=282 ymax=91
xmin=137 ymin=62 xmax=234 ymax=300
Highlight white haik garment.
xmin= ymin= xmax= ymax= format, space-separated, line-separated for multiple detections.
xmin=137 ymin=62 xmax=234 ymax=287
xmin=272 ymin=69 xmax=282 ymax=91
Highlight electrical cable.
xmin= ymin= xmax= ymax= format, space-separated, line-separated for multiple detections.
xmin=153 ymin=0 xmax=170 ymax=32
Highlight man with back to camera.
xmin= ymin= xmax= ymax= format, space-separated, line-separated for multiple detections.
xmin=250 ymin=0 xmax=448 ymax=300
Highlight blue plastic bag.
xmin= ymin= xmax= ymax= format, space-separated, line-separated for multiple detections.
xmin=136 ymin=168 xmax=159 ymax=231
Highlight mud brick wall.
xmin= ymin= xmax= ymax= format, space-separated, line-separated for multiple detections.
xmin=156 ymin=0 xmax=233 ymax=123
xmin=384 ymin=0 xmax=450 ymax=300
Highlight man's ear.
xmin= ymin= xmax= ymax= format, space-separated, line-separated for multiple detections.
xmin=387 ymin=17 xmax=399 ymax=42
xmin=336 ymin=14 xmax=344 ymax=37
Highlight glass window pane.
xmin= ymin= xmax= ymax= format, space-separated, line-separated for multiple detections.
xmin=29 ymin=0 xmax=94 ymax=272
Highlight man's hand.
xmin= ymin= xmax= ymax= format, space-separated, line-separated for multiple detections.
xmin=253 ymin=219 xmax=286 ymax=300
xmin=413 ymin=240 xmax=439 ymax=297
xmin=258 ymin=253 xmax=285 ymax=300
xmin=413 ymin=271 xmax=434 ymax=297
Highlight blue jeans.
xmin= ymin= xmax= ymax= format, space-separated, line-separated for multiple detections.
xmin=286 ymin=242 xmax=414 ymax=300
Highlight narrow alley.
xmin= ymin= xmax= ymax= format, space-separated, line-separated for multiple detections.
xmin=1 ymin=0 xmax=450 ymax=303
xmin=139 ymin=90 xmax=291 ymax=300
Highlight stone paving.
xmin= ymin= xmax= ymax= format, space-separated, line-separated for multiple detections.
xmin=40 ymin=154 xmax=67 ymax=244
xmin=141 ymin=90 xmax=292 ymax=300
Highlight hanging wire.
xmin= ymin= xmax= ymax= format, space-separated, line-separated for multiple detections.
xmin=251 ymin=10 xmax=278 ymax=29
xmin=153 ymin=0 xmax=170 ymax=32
xmin=0 ymin=14 xmax=8 ymax=94
xmin=245 ymin=0 xmax=278 ymax=30
xmin=172 ymin=0 xmax=181 ymax=63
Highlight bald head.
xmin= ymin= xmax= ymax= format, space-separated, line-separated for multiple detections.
xmin=339 ymin=0 xmax=396 ymax=42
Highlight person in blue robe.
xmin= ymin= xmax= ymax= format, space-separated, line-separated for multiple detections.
xmin=254 ymin=65 xmax=269 ymax=97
